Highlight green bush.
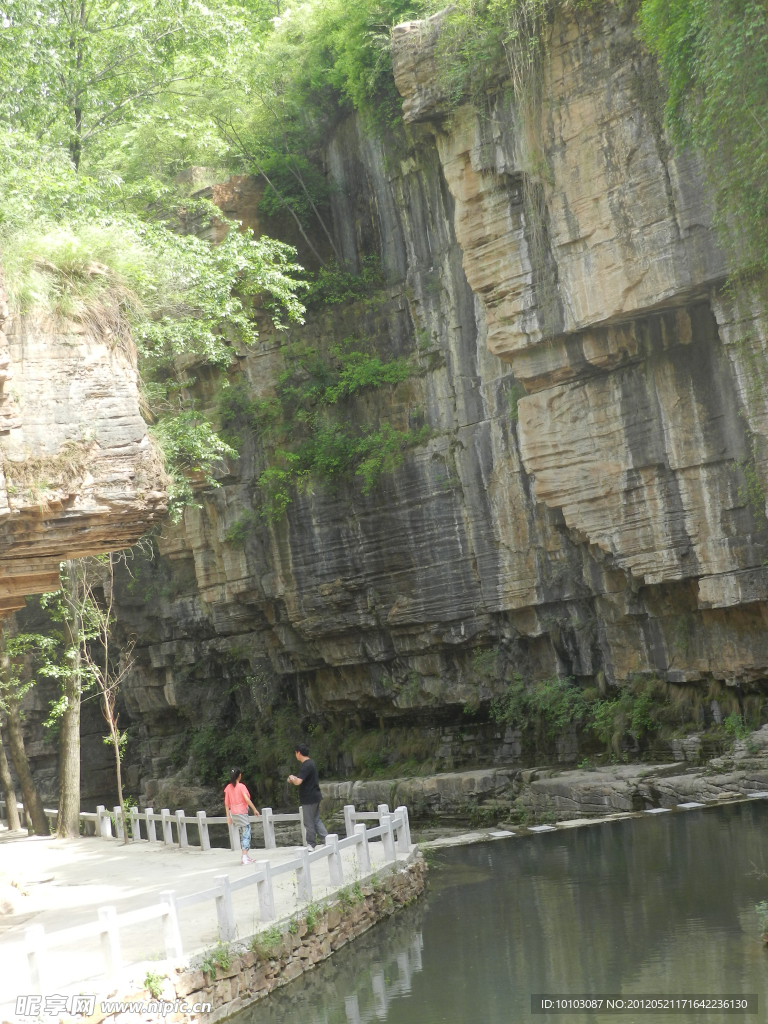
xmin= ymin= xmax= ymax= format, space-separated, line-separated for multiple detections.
xmin=491 ymin=674 xmax=670 ymax=755
xmin=218 ymin=335 xmax=421 ymax=520
xmin=640 ymin=0 xmax=768 ymax=272
xmin=304 ymin=255 xmax=384 ymax=307
xmin=490 ymin=674 xmax=592 ymax=737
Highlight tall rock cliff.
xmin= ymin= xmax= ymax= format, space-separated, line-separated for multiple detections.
xmin=95 ymin=1 xmax=768 ymax=812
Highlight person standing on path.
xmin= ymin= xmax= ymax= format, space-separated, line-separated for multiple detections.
xmin=224 ymin=767 xmax=260 ymax=865
xmin=287 ymin=744 xmax=328 ymax=849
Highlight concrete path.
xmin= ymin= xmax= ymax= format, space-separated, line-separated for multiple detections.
xmin=0 ymin=831 xmax=394 ymax=1016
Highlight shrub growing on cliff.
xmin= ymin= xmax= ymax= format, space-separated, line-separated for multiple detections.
xmin=218 ymin=335 xmax=421 ymax=520
xmin=490 ymin=674 xmax=592 ymax=739
xmin=491 ymin=674 xmax=673 ymax=756
xmin=640 ymin=0 xmax=768 ymax=272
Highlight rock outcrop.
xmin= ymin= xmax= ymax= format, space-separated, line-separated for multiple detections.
xmin=0 ymin=286 xmax=167 ymax=616
xmin=33 ymin=1 xmax=767 ymax=810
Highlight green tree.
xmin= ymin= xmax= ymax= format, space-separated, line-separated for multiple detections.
xmin=0 ymin=629 xmax=53 ymax=835
xmin=0 ymin=0 xmax=245 ymax=169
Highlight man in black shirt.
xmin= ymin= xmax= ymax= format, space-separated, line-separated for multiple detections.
xmin=287 ymin=743 xmax=328 ymax=849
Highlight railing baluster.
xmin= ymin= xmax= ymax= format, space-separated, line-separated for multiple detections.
xmin=214 ymin=875 xmax=236 ymax=941
xmin=299 ymin=808 xmax=307 ymax=848
xmin=296 ymin=848 xmax=312 ymax=902
xmin=98 ymin=906 xmax=122 ymax=984
xmin=24 ymin=924 xmax=46 ymax=994
xmin=326 ymin=833 xmax=344 ymax=886
xmin=97 ymin=805 xmax=111 ymax=839
xmin=262 ymin=807 xmax=276 ymax=849
xmin=228 ymin=820 xmax=241 ymax=851
xmin=255 ymin=860 xmax=276 ymax=921
xmin=354 ymin=823 xmax=371 ymax=875
xmin=343 ymin=804 xmax=356 ymax=838
xmin=197 ymin=810 xmax=211 ymax=851
xmin=161 ymin=808 xmax=174 ymax=845
xmin=159 ymin=890 xmax=183 ymax=959
xmin=395 ymin=806 xmax=411 ymax=852
xmin=113 ymin=806 xmax=124 ymax=841
xmin=130 ymin=806 xmax=141 ymax=842
xmin=146 ymin=806 xmax=157 ymax=843
xmin=175 ymin=809 xmax=188 ymax=848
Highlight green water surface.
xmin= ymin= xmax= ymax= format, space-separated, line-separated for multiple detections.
xmin=239 ymin=802 xmax=768 ymax=1024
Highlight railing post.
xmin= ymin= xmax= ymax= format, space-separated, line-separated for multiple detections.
xmin=381 ymin=813 xmax=396 ymax=862
xmin=395 ymin=806 xmax=411 ymax=853
xmin=343 ymin=804 xmax=356 ymax=838
xmin=228 ymin=820 xmax=241 ymax=851
xmin=214 ymin=874 xmax=236 ymax=941
xmin=197 ymin=810 xmax=211 ymax=851
xmin=159 ymin=890 xmax=183 ymax=959
xmin=262 ymin=807 xmax=276 ymax=850
xmin=326 ymin=833 xmax=344 ymax=886
xmin=296 ymin=848 xmax=313 ymax=902
xmin=175 ymin=810 xmax=188 ymax=848
xmin=377 ymin=803 xmax=390 ymax=822
xmin=161 ymin=808 xmax=174 ymax=845
xmin=146 ymin=807 xmax=157 ymax=843
xmin=113 ymin=806 xmax=124 ymax=841
xmin=299 ymin=809 xmax=307 ymax=848
xmin=130 ymin=806 xmax=141 ymax=842
xmin=24 ymin=924 xmax=46 ymax=994
xmin=97 ymin=805 xmax=112 ymax=839
xmin=354 ymin=823 xmax=371 ymax=875
xmin=255 ymin=860 xmax=276 ymax=921
xmin=98 ymin=906 xmax=122 ymax=985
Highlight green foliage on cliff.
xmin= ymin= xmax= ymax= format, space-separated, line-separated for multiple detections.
xmin=0 ymin=130 xmax=305 ymax=518
xmin=219 ymin=337 xmax=422 ymax=521
xmin=304 ymin=255 xmax=385 ymax=306
xmin=490 ymin=675 xmax=593 ymax=737
xmin=490 ymin=675 xmax=675 ymax=755
xmin=639 ymin=0 xmax=768 ymax=272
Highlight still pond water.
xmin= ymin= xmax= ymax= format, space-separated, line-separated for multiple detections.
xmin=239 ymin=803 xmax=768 ymax=1024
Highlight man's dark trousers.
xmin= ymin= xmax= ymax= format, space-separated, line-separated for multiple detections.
xmin=302 ymin=803 xmax=328 ymax=847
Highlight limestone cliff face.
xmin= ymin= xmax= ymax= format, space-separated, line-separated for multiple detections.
xmin=391 ymin=1 xmax=768 ymax=677
xmin=0 ymin=290 xmax=167 ymax=616
xmin=102 ymin=1 xmax=768 ymax=810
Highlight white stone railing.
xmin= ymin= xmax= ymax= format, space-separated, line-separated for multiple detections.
xmin=19 ymin=804 xmax=412 ymax=996
xmin=343 ymin=802 xmax=395 ymax=837
xmin=1 ymin=798 xmax=308 ymax=850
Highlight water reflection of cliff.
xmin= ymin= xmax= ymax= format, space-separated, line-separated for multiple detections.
xmin=243 ymin=803 xmax=768 ymax=1024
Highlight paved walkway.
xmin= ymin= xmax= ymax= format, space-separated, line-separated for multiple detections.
xmin=0 ymin=831 xmax=396 ymax=1016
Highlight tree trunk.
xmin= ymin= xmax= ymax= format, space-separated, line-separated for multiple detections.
xmin=111 ymin=731 xmax=128 ymax=845
xmin=57 ymin=561 xmax=83 ymax=839
xmin=4 ymin=701 xmax=48 ymax=835
xmin=0 ymin=725 xmax=21 ymax=831
xmin=57 ymin=665 xmax=81 ymax=838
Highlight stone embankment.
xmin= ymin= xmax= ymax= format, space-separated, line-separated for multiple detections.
xmin=322 ymin=726 xmax=768 ymax=822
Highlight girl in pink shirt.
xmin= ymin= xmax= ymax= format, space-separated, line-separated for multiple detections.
xmin=224 ymin=767 xmax=260 ymax=865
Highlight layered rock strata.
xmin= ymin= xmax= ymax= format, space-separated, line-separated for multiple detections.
xmin=0 ymin=300 xmax=167 ymax=615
